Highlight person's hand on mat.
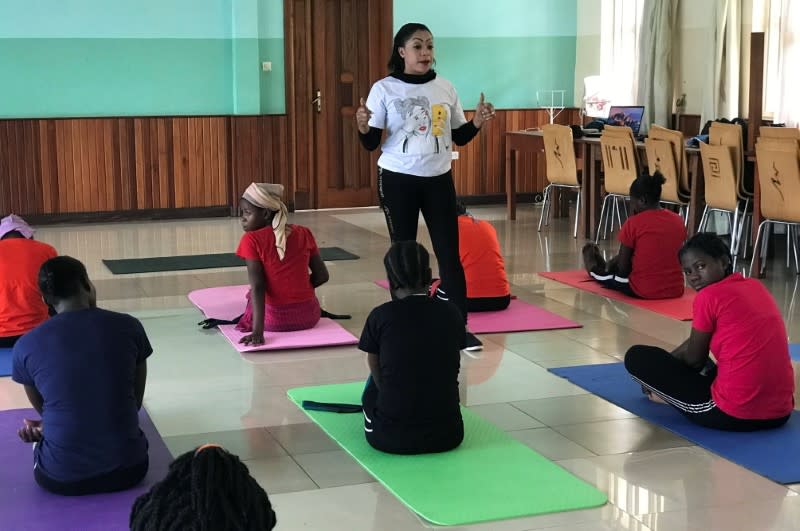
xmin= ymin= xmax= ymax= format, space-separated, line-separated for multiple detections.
xmin=17 ymin=418 xmax=43 ymax=443
xmin=240 ymin=331 xmax=265 ymax=346
xmin=471 ymin=93 xmax=496 ymax=128
xmin=355 ymin=98 xmax=372 ymax=135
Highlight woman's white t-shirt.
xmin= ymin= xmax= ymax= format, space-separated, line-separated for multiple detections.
xmin=366 ymin=75 xmax=468 ymax=177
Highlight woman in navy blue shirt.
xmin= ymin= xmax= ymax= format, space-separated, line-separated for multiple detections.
xmin=12 ymin=256 xmax=151 ymax=496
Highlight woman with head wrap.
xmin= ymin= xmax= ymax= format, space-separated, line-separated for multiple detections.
xmin=234 ymin=183 xmax=330 ymax=346
xmin=0 ymin=214 xmax=58 ymax=347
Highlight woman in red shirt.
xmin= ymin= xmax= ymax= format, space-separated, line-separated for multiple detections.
xmin=625 ymin=233 xmax=794 ymax=431
xmin=235 ymin=183 xmax=330 ymax=347
xmin=457 ymin=203 xmax=510 ymax=312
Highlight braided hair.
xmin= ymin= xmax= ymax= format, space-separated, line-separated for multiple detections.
xmin=383 ymin=241 xmax=432 ymax=292
xmin=38 ymin=256 xmax=90 ymax=302
xmin=629 ymin=170 xmax=666 ymax=206
xmin=678 ymin=232 xmax=734 ymax=276
xmin=129 ymin=446 xmax=276 ymax=531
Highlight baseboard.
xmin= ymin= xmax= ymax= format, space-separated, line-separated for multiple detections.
xmin=457 ymin=193 xmax=544 ymax=206
xmin=22 ymin=206 xmax=234 ymax=225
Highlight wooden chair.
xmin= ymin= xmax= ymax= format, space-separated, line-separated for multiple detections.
xmin=759 ymin=126 xmax=800 ymax=140
xmin=750 ymin=139 xmax=800 ymax=276
xmin=648 ymin=124 xmax=690 ymax=197
xmin=698 ymin=142 xmax=748 ymax=255
xmin=539 ymin=124 xmax=582 ymax=238
xmin=597 ymin=127 xmax=639 ymax=243
xmin=645 ymin=137 xmax=689 ymax=224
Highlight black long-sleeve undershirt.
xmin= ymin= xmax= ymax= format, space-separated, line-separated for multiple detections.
xmin=359 ymin=120 xmax=480 ymax=152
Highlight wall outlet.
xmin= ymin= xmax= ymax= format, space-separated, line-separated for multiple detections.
xmin=452 ymin=151 xmax=460 ymax=160
xmin=262 ymin=61 xmax=272 ymax=72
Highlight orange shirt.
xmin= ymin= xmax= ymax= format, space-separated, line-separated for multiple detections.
xmin=458 ymin=215 xmax=510 ymax=299
xmin=0 ymin=239 xmax=58 ymax=337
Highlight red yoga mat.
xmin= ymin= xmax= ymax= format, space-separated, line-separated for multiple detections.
xmin=538 ymin=270 xmax=695 ymax=321
xmin=188 ymin=286 xmax=358 ymax=352
xmin=372 ymin=280 xmax=581 ymax=333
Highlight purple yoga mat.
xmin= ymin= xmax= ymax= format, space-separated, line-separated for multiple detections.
xmin=372 ymin=280 xmax=582 ymax=333
xmin=188 ymin=286 xmax=358 ymax=352
xmin=0 ymin=408 xmax=172 ymax=531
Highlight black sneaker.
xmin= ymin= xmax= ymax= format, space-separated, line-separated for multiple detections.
xmin=463 ymin=331 xmax=483 ymax=352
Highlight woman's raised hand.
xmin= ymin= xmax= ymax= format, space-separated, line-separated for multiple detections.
xmin=472 ymin=92 xmax=496 ymax=128
xmin=356 ymin=98 xmax=372 ymax=134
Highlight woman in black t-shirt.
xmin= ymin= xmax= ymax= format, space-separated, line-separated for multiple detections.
xmin=359 ymin=241 xmax=465 ymax=454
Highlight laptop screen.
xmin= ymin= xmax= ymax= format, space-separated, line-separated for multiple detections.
xmin=606 ymin=106 xmax=645 ymax=135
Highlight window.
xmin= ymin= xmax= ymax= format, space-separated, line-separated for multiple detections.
xmin=600 ymin=0 xmax=645 ymax=107
xmin=755 ymin=0 xmax=799 ymax=125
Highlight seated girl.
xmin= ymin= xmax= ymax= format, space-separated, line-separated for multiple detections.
xmin=582 ymin=171 xmax=686 ymax=299
xmin=236 ymin=182 xmax=330 ymax=347
xmin=359 ymin=241 xmax=464 ymax=454
xmin=12 ymin=256 xmax=151 ymax=495
xmin=457 ymin=203 xmax=511 ymax=312
xmin=0 ymin=214 xmax=58 ymax=347
xmin=625 ymin=233 xmax=794 ymax=431
xmin=130 ymin=444 xmax=276 ymax=530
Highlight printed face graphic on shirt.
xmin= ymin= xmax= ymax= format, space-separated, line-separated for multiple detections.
xmin=391 ymin=96 xmax=449 ymax=154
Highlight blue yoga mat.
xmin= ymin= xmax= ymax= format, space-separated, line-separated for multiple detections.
xmin=549 ymin=362 xmax=800 ymax=484
xmin=790 ymin=344 xmax=800 ymax=362
xmin=0 ymin=348 xmax=11 ymax=377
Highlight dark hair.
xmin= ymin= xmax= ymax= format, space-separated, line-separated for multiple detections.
xmin=388 ymin=23 xmax=433 ymax=74
xmin=678 ymin=232 xmax=734 ymax=276
xmin=130 ymin=446 xmax=276 ymax=531
xmin=456 ymin=201 xmax=468 ymax=216
xmin=629 ymin=171 xmax=666 ymax=205
xmin=38 ymin=256 xmax=90 ymax=301
xmin=383 ymin=241 xmax=432 ymax=291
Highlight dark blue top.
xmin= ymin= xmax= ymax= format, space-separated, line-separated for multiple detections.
xmin=12 ymin=308 xmax=152 ymax=482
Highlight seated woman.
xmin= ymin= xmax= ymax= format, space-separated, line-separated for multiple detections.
xmin=625 ymin=233 xmax=794 ymax=431
xmin=582 ymin=171 xmax=686 ymax=299
xmin=457 ymin=203 xmax=511 ymax=312
xmin=359 ymin=241 xmax=464 ymax=454
xmin=130 ymin=444 xmax=276 ymax=530
xmin=235 ymin=182 xmax=330 ymax=347
xmin=12 ymin=256 xmax=151 ymax=495
xmin=0 ymin=214 xmax=58 ymax=347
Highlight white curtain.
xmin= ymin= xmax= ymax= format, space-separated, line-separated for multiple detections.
xmin=762 ymin=0 xmax=800 ymax=126
xmin=637 ymin=0 xmax=679 ymax=132
xmin=600 ymin=0 xmax=645 ymax=106
xmin=701 ymin=0 xmax=744 ymax=124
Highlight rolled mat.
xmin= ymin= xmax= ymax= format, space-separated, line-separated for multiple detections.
xmin=548 ymin=362 xmax=800 ymax=484
xmin=0 ymin=408 xmax=173 ymax=530
xmin=287 ymin=382 xmax=607 ymax=526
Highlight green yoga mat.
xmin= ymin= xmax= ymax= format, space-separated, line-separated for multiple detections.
xmin=287 ymin=382 xmax=607 ymax=526
xmin=103 ymin=247 xmax=359 ymax=274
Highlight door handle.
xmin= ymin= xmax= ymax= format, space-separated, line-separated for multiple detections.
xmin=311 ymin=90 xmax=321 ymax=113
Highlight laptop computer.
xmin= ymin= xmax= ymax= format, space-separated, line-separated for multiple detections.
xmin=605 ymin=105 xmax=645 ymax=135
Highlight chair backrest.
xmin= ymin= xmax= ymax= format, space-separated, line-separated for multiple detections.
xmin=699 ymin=142 xmax=739 ymax=211
xmin=756 ymin=143 xmax=800 ymax=222
xmin=602 ymin=124 xmax=641 ymax=168
xmin=542 ymin=124 xmax=579 ymax=186
xmin=759 ymin=126 xmax=800 ymax=140
xmin=648 ymin=124 xmax=689 ymax=195
xmin=601 ymin=130 xmax=638 ymax=195
xmin=709 ymin=122 xmax=743 ymax=181
xmin=645 ymin=138 xmax=684 ymax=204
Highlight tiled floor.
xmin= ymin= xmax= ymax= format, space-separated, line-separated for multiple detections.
xmin=2 ymin=203 xmax=800 ymax=530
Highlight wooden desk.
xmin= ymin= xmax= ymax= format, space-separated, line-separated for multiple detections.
xmin=506 ymin=130 xmax=704 ymax=240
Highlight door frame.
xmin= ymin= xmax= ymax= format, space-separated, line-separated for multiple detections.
xmin=284 ymin=0 xmax=393 ymax=210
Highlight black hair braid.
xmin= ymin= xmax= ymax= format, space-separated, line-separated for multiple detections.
xmin=37 ymin=256 xmax=88 ymax=300
xmin=629 ymin=170 xmax=666 ymax=205
xmin=678 ymin=232 xmax=734 ymax=276
xmin=129 ymin=447 xmax=276 ymax=531
xmin=383 ymin=241 xmax=431 ymax=291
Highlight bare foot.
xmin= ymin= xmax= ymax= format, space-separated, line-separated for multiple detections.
xmin=647 ymin=392 xmax=668 ymax=405
xmin=581 ymin=243 xmax=606 ymax=275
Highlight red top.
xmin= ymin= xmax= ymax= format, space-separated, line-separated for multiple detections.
xmin=458 ymin=215 xmax=510 ymax=299
xmin=0 ymin=239 xmax=58 ymax=337
xmin=236 ymin=225 xmax=319 ymax=306
xmin=618 ymin=209 xmax=686 ymax=299
xmin=693 ymin=273 xmax=795 ymax=419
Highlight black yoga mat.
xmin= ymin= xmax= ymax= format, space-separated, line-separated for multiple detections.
xmin=103 ymin=247 xmax=359 ymax=274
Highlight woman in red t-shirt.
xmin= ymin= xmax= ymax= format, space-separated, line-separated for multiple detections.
xmin=582 ymin=171 xmax=686 ymax=299
xmin=234 ymin=183 xmax=330 ymax=347
xmin=625 ymin=233 xmax=794 ymax=431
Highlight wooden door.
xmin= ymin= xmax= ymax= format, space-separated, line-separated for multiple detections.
xmin=287 ymin=0 xmax=392 ymax=209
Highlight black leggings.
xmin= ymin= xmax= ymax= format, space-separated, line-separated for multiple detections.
xmin=378 ymin=168 xmax=467 ymax=322
xmin=624 ymin=345 xmax=790 ymax=431
xmin=34 ymin=457 xmax=148 ymax=496
xmin=467 ymin=294 xmax=511 ymax=312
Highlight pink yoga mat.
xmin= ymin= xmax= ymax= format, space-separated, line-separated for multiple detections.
xmin=538 ymin=270 xmax=695 ymax=321
xmin=188 ymin=286 xmax=358 ymax=352
xmin=372 ymin=280 xmax=581 ymax=333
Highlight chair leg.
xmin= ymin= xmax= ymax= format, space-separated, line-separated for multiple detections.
xmin=615 ymin=197 xmax=625 ymax=233
xmin=730 ymin=202 xmax=740 ymax=256
xmin=573 ymin=189 xmax=581 ymax=239
xmin=792 ymin=225 xmax=800 ymax=275
xmin=735 ymin=198 xmax=749 ymax=258
xmin=698 ymin=205 xmax=709 ymax=233
xmin=537 ymin=185 xmax=550 ymax=232
xmin=595 ymin=195 xmax=610 ymax=244
xmin=749 ymin=220 xmax=769 ymax=277
xmin=788 ymin=225 xmax=792 ymax=269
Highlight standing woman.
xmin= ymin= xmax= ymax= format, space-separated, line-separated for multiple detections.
xmin=356 ymin=22 xmax=496 ymax=351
